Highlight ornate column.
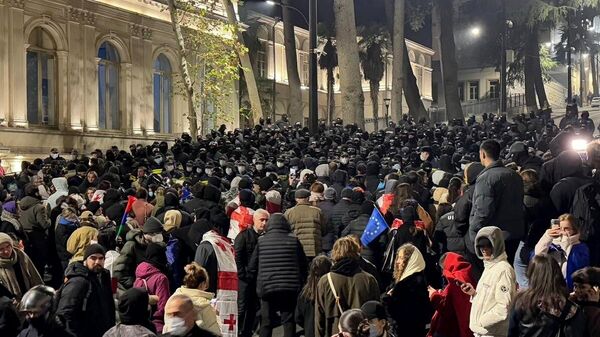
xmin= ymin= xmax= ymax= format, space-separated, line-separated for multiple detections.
xmin=142 ymin=27 xmax=154 ymax=135
xmin=120 ymin=62 xmax=132 ymax=134
xmin=65 ymin=7 xmax=84 ymax=130
xmin=82 ymin=12 xmax=98 ymax=131
xmin=7 ymin=0 xmax=27 ymax=127
xmin=0 ymin=3 xmax=9 ymax=126
xmin=129 ymin=23 xmax=144 ymax=135
xmin=55 ymin=50 xmax=68 ymax=130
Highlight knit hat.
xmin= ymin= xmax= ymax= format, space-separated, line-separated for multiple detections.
xmin=258 ymin=177 xmax=274 ymax=192
xmin=361 ymin=301 xmax=387 ymax=320
xmin=295 ymin=189 xmax=311 ymax=199
xmin=265 ymin=190 xmax=282 ymax=214
xmin=2 ymin=201 xmax=16 ymax=214
xmin=340 ymin=188 xmax=353 ymax=200
xmin=0 ymin=233 xmax=12 ymax=246
xmin=83 ymin=243 xmax=106 ymax=260
xmin=142 ymin=216 xmax=163 ymax=234
xmin=315 ymin=164 xmax=330 ymax=178
xmin=324 ymin=188 xmax=336 ymax=201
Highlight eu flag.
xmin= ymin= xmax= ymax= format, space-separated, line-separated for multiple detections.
xmin=361 ymin=207 xmax=388 ymax=246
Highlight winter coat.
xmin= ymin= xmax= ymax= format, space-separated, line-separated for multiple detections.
xmin=577 ymin=301 xmax=600 ymax=336
xmin=317 ymin=199 xmax=336 ymax=252
xmin=103 ymin=201 xmax=126 ymax=223
xmin=56 ymin=262 xmax=116 ymax=337
xmin=54 ymin=215 xmax=79 ymax=264
xmin=248 ymin=214 xmax=307 ymax=297
xmin=550 ymin=176 xmax=593 ymax=214
xmin=469 ymin=161 xmax=525 ymax=245
xmin=66 ymin=226 xmax=99 ymax=263
xmin=454 ymin=186 xmax=474 ymax=224
xmin=520 ymin=187 xmax=556 ymax=265
xmin=156 ymin=207 xmax=193 ymax=228
xmin=19 ymin=196 xmax=50 ymax=232
xmin=132 ymin=199 xmax=154 ymax=227
xmin=428 ymin=253 xmax=475 ymax=337
xmin=234 ymin=227 xmax=259 ymax=283
xmin=0 ymin=248 xmax=43 ymax=299
xmin=194 ymin=242 xmax=218 ymax=294
xmin=102 ymin=325 xmax=156 ymax=337
xmin=0 ymin=295 xmax=19 ymax=337
xmin=534 ymin=233 xmax=590 ymax=290
xmin=331 ymin=170 xmax=348 ymax=199
xmin=0 ymin=212 xmax=26 ymax=243
xmin=47 ymin=177 xmax=69 ymax=210
xmin=470 ymin=227 xmax=517 ymax=337
xmin=331 ymin=199 xmax=353 ymax=235
xmin=342 ymin=214 xmax=387 ymax=269
xmin=508 ymin=300 xmax=588 ymax=337
xmin=382 ymin=272 xmax=432 ymax=337
xmin=134 ymin=262 xmax=171 ymax=333
xmin=434 ymin=211 xmax=468 ymax=256
xmin=284 ymin=202 xmax=326 ymax=257
xmin=295 ymin=294 xmax=315 ymax=337
xmin=113 ymin=229 xmax=148 ymax=290
xmin=315 ymin=258 xmax=380 ymax=337
xmin=165 ymin=287 xmax=220 ymax=336
xmin=17 ymin=317 xmax=75 ymax=337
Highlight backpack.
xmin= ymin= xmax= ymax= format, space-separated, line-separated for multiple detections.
xmin=571 ymin=182 xmax=600 ymax=241
xmin=54 ymin=275 xmax=92 ymax=313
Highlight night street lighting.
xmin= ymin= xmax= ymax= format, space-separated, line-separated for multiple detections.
xmin=470 ymin=26 xmax=481 ymax=37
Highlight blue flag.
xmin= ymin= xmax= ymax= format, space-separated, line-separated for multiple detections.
xmin=361 ymin=207 xmax=388 ymax=246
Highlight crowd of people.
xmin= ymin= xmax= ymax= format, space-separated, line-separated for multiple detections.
xmin=0 ymin=109 xmax=600 ymax=337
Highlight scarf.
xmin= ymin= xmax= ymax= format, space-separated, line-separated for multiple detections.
xmin=202 ymin=230 xmax=238 ymax=337
xmin=331 ymin=258 xmax=362 ymax=277
xmin=0 ymin=249 xmax=32 ymax=299
xmin=552 ymin=233 xmax=581 ymax=257
xmin=227 ymin=206 xmax=254 ymax=240
xmin=0 ymin=213 xmax=22 ymax=231
xmin=399 ymin=248 xmax=426 ymax=282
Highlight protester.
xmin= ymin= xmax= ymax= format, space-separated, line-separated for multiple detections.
xmin=360 ymin=301 xmax=394 ymax=337
xmin=18 ymin=285 xmax=74 ymax=337
xmin=571 ymin=267 xmax=600 ymax=336
xmin=284 ymin=189 xmax=326 ymax=259
xmin=103 ymin=287 xmax=157 ymax=337
xmin=19 ymin=184 xmax=51 ymax=274
xmin=508 ymin=254 xmax=588 ymax=337
xmin=337 ymin=309 xmax=370 ymax=337
xmin=296 ymin=256 xmax=332 ymax=337
xmin=163 ymin=294 xmax=218 ymax=337
xmin=0 ymin=232 xmax=43 ymax=300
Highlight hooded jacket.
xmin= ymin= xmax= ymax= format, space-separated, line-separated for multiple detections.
xmin=248 ymin=214 xmax=308 ymax=297
xmin=56 ymin=262 xmax=115 ymax=337
xmin=66 ymin=226 xmax=99 ymax=263
xmin=54 ymin=214 xmax=80 ymax=264
xmin=315 ymin=257 xmax=380 ymax=337
xmin=165 ymin=287 xmax=221 ymax=336
xmin=331 ymin=170 xmax=348 ymax=198
xmin=19 ymin=196 xmax=50 ymax=232
xmin=428 ymin=253 xmax=476 ymax=337
xmin=470 ymin=227 xmax=517 ymax=337
xmin=103 ymin=288 xmax=156 ymax=337
xmin=113 ymin=229 xmax=148 ymax=290
xmin=134 ymin=259 xmax=170 ymax=333
xmin=47 ymin=177 xmax=69 ymax=210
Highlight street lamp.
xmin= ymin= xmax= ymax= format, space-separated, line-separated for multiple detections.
xmin=265 ymin=0 xmax=317 ymax=135
xmin=383 ymin=98 xmax=391 ymax=126
xmin=470 ymin=26 xmax=481 ymax=38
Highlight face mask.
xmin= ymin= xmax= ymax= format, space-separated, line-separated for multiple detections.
xmin=340 ymin=158 xmax=349 ymax=164
xmin=165 ymin=316 xmax=188 ymax=336
xmin=148 ymin=191 xmax=154 ymax=197
xmin=166 ymin=165 xmax=174 ymax=172
xmin=205 ymin=169 xmax=213 ymax=176
xmin=154 ymin=158 xmax=163 ymax=164
xmin=277 ymin=162 xmax=284 ymax=168
xmin=420 ymin=153 xmax=429 ymax=161
xmin=51 ymin=153 xmax=59 ymax=159
xmin=226 ymin=168 xmax=233 ymax=175
xmin=150 ymin=233 xmax=163 ymax=243
xmin=196 ymin=168 xmax=203 ymax=174
xmin=238 ymin=166 xmax=246 ymax=173
xmin=369 ymin=325 xmax=382 ymax=337
xmin=219 ymin=160 xmax=226 ymax=166
xmin=256 ymin=164 xmax=264 ymax=171
xmin=186 ymin=167 xmax=193 ymax=173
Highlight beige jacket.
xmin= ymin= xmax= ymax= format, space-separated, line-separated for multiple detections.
xmin=164 ymin=287 xmax=221 ymax=336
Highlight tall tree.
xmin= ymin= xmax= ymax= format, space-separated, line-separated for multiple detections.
xmin=359 ymin=26 xmax=388 ymax=131
xmin=391 ymin=0 xmax=406 ymax=121
xmin=318 ymin=34 xmax=338 ymax=124
xmin=434 ymin=0 xmax=464 ymax=121
xmin=333 ymin=0 xmax=365 ymax=127
xmin=281 ymin=0 xmax=304 ymax=124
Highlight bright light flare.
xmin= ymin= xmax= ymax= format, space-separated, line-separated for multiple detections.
xmin=572 ymin=139 xmax=588 ymax=151
xmin=470 ymin=26 xmax=481 ymax=37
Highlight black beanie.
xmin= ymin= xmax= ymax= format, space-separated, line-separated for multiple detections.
xmin=258 ymin=177 xmax=274 ymax=191
xmin=238 ymin=178 xmax=253 ymax=190
xmin=83 ymin=244 xmax=106 ymax=260
xmin=340 ymin=188 xmax=353 ymax=200
xmin=143 ymin=217 xmax=163 ymax=234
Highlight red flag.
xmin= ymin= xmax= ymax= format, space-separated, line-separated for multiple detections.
xmin=391 ymin=219 xmax=404 ymax=229
xmin=124 ymin=195 xmax=137 ymax=214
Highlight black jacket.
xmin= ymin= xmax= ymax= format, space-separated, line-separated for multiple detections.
xmin=17 ymin=316 xmax=75 ymax=337
xmin=249 ymin=214 xmax=308 ymax=297
xmin=508 ymin=301 xmax=588 ymax=337
xmin=317 ymin=200 xmax=337 ymax=252
xmin=342 ymin=214 xmax=387 ymax=269
xmin=234 ymin=228 xmax=260 ymax=282
xmin=434 ymin=211 xmax=468 ymax=256
xmin=56 ymin=262 xmax=115 ymax=337
xmin=381 ymin=272 xmax=432 ymax=337
xmin=331 ymin=199 xmax=352 ymax=236
xmin=550 ymin=176 xmax=593 ymax=215
xmin=194 ymin=241 xmax=218 ymax=294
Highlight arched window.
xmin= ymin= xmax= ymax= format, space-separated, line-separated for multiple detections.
xmin=26 ymin=27 xmax=57 ymax=126
xmin=153 ymin=54 xmax=172 ymax=133
xmin=98 ymin=42 xmax=120 ymax=130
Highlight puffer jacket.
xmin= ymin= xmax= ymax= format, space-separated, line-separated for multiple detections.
xmin=66 ymin=226 xmax=99 ymax=263
xmin=134 ymin=262 xmax=170 ymax=333
xmin=165 ymin=287 xmax=220 ymax=336
xmin=315 ymin=258 xmax=380 ymax=337
xmin=284 ymin=202 xmax=326 ymax=257
xmin=435 ymin=211 xmax=468 ymax=256
xmin=113 ymin=229 xmax=148 ymax=290
xmin=469 ymin=161 xmax=524 ymax=245
xmin=331 ymin=199 xmax=352 ymax=235
xmin=248 ymin=214 xmax=308 ymax=297
xmin=470 ymin=226 xmax=517 ymax=337
xmin=19 ymin=196 xmax=50 ymax=232
xmin=508 ymin=300 xmax=588 ymax=337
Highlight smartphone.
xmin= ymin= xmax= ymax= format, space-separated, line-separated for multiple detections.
xmin=551 ymin=219 xmax=560 ymax=229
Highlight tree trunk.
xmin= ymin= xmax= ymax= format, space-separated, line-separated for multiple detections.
xmin=327 ymin=68 xmax=335 ymax=123
xmin=403 ymin=43 xmax=429 ymax=121
xmin=435 ymin=0 xmax=464 ymax=121
xmin=370 ymin=80 xmax=380 ymax=131
xmin=524 ymin=35 xmax=538 ymax=111
xmin=221 ymin=0 xmax=264 ymax=125
xmin=281 ymin=0 xmax=304 ymax=124
xmin=592 ymin=53 xmax=599 ymax=96
xmin=391 ymin=0 xmax=405 ymax=122
xmin=167 ymin=0 xmax=198 ymax=136
xmin=530 ymin=33 xmax=549 ymax=109
xmin=333 ymin=0 xmax=364 ymax=127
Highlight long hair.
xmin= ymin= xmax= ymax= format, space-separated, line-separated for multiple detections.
xmin=389 ymin=183 xmax=413 ymax=216
xmin=393 ymin=243 xmax=416 ymax=282
xmin=446 ymin=177 xmax=463 ymax=204
xmin=514 ymin=254 xmax=568 ymax=315
xmin=299 ymin=256 xmax=332 ymax=302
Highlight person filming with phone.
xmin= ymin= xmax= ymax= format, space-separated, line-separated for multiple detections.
xmin=534 ymin=214 xmax=590 ymax=290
